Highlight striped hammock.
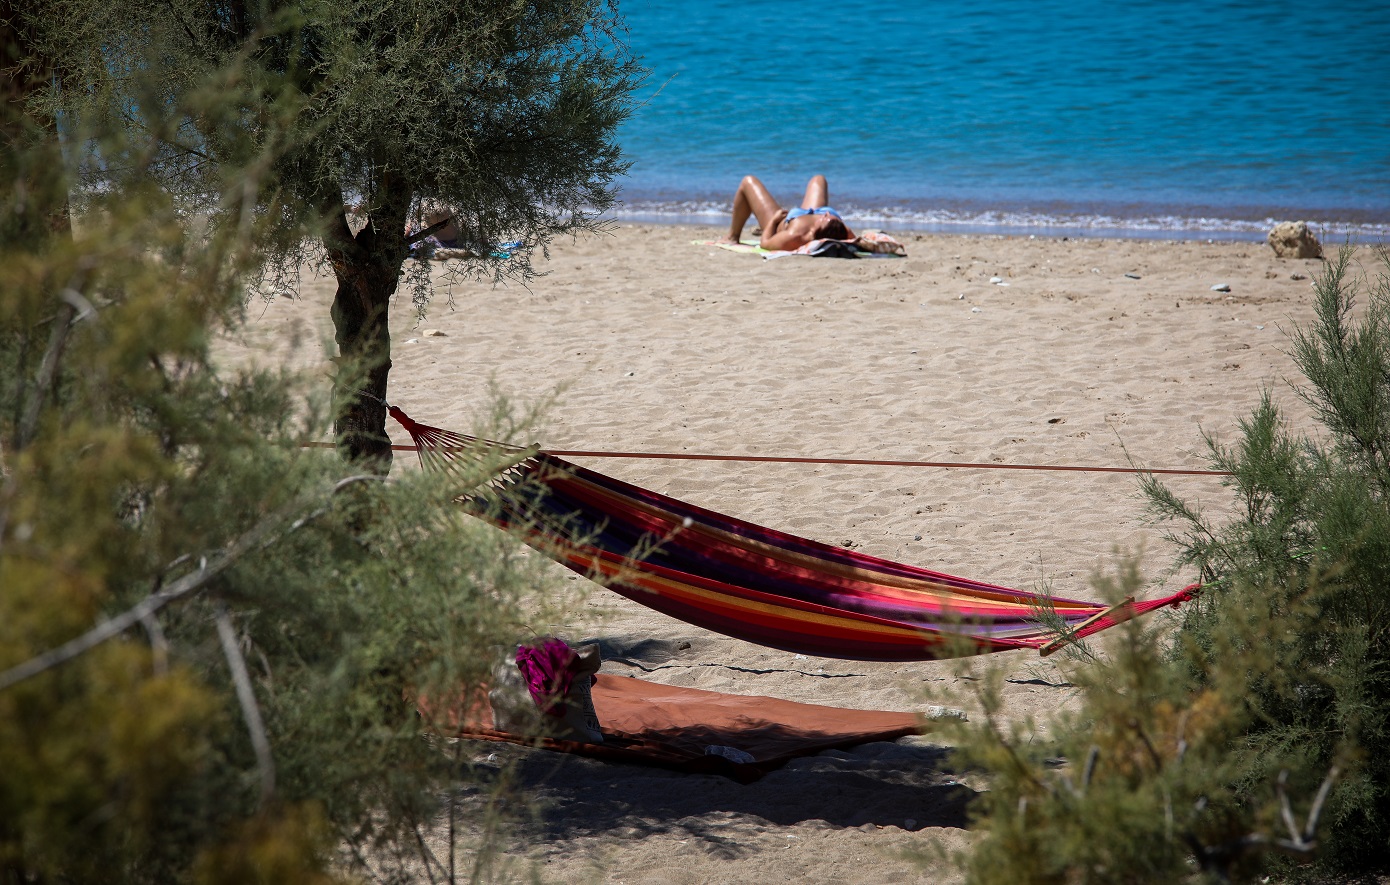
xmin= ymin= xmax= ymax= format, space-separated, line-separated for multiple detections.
xmin=388 ymin=407 xmax=1196 ymax=662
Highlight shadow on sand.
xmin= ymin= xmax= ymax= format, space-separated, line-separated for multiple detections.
xmin=475 ymin=733 xmax=973 ymax=859
xmin=468 ymin=633 xmax=977 ymax=856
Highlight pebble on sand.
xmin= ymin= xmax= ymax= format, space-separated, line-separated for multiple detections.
xmin=1211 ymin=283 xmax=1231 ymax=292
xmin=423 ymin=328 xmax=448 ymax=337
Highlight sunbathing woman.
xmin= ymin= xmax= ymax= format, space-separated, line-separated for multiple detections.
xmin=719 ymin=174 xmax=855 ymax=251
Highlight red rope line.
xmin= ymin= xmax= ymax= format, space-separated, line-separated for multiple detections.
xmin=298 ymin=441 xmax=1231 ymax=476
xmin=543 ymin=450 xmax=1232 ymax=476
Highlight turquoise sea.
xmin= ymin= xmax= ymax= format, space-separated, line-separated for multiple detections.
xmin=613 ymin=0 xmax=1390 ymax=239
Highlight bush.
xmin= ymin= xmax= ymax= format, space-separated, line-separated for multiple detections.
xmin=1143 ymin=246 xmax=1390 ymax=875
xmin=944 ymin=558 xmax=1330 ymax=885
xmin=948 ymin=248 xmax=1390 ymax=883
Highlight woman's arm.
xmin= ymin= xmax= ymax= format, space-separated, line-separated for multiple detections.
xmin=760 ymin=229 xmax=809 ymax=251
xmin=758 ymin=209 xmax=797 ymax=249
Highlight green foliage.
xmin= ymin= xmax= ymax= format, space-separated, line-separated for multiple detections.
xmin=2 ymin=32 xmax=572 ymax=884
xmin=945 ymin=560 xmax=1318 ymax=885
xmin=28 ymin=0 xmax=644 ymax=464
xmin=41 ymin=0 xmax=641 ymax=273
xmin=949 ymin=249 xmax=1390 ymax=883
xmin=1142 ymin=247 xmax=1390 ymax=875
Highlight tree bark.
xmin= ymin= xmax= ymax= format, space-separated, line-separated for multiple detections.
xmin=4 ymin=2 xmax=74 ymax=465
xmin=322 ymin=175 xmax=410 ymax=471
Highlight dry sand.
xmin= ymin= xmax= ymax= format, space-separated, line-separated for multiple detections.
xmin=220 ymin=224 xmax=1348 ymax=883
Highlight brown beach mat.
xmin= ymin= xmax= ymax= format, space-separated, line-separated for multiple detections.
xmin=451 ymin=673 xmax=927 ymax=783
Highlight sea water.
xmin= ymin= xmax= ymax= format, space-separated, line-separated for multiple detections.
xmin=612 ymin=0 xmax=1390 ymax=239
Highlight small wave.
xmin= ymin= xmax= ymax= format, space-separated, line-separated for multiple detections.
xmin=608 ymin=198 xmax=1389 ymax=243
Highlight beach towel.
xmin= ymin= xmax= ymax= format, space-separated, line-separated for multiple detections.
xmin=438 ymin=672 xmax=929 ymax=782
xmin=698 ymin=231 xmax=906 ymax=260
xmin=765 ymin=238 xmax=862 ymax=259
xmin=694 ymin=238 xmax=772 ymax=255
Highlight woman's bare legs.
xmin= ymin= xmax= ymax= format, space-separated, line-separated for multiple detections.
xmin=799 ymin=174 xmax=829 ymax=209
xmin=721 ymin=175 xmax=784 ymax=243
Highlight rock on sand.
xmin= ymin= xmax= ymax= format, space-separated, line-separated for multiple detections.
xmin=1267 ymin=221 xmax=1322 ymax=259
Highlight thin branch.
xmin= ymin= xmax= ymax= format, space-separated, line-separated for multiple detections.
xmin=215 ymin=603 xmax=275 ymax=808
xmin=1277 ymin=770 xmax=1301 ymax=846
xmin=115 ymin=106 xmax=215 ymax=162
xmin=1131 ymin=719 xmax=1165 ymax=771
xmin=0 ymin=474 xmax=388 ymax=693
xmin=344 ymin=837 xmax=383 ymax=884
xmin=14 ymin=291 xmax=77 ymax=452
xmin=158 ymin=552 xmax=194 ymax=583
xmin=1190 ymin=765 xmax=1341 ymax=874
xmin=1304 ymin=765 xmax=1340 ymax=841
xmin=286 ymin=474 xmax=392 ymax=531
xmin=60 ymin=287 xmax=97 ymax=323
xmin=6 ymin=285 xmax=94 ymax=527
xmin=449 ymin=738 xmax=461 ymax=883
xmin=404 ymin=217 xmax=452 ymax=247
xmin=140 ymin=611 xmax=169 ymax=676
xmin=0 ymin=441 xmax=13 ymax=552
xmin=1080 ymin=745 xmax=1099 ymax=794
xmin=412 ymin=823 xmax=441 ymax=885
xmin=0 ymin=527 xmax=266 ymax=692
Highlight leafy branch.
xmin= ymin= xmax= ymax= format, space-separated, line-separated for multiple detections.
xmin=0 ymin=474 xmax=386 ymax=693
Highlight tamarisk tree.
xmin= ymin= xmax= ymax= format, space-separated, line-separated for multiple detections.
xmin=3 ymin=14 xmax=582 ymax=881
xmin=941 ymin=251 xmax=1390 ymax=883
xmin=40 ymin=0 xmax=641 ymax=468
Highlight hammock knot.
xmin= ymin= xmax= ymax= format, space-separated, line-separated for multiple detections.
xmin=1176 ymin=582 xmax=1204 ymax=603
xmin=387 ymin=405 xmax=414 ymax=431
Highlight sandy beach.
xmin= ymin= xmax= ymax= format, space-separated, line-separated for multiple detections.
xmin=220 ymin=224 xmax=1336 ymax=883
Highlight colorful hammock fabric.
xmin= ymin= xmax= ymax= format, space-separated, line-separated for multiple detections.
xmin=388 ymin=407 xmax=1197 ymax=662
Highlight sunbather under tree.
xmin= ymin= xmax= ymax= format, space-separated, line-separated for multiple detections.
xmin=32 ymin=0 xmax=642 ymax=468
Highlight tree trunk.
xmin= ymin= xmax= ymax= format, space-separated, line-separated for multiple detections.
xmin=322 ymin=177 xmax=410 ymax=471
xmin=4 ymin=3 xmax=74 ymax=461
xmin=328 ymin=266 xmax=394 ymax=469
xmin=2 ymin=2 xmax=72 ymax=243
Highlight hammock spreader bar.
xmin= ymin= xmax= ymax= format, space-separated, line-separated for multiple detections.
xmin=388 ymin=407 xmax=1198 ymax=662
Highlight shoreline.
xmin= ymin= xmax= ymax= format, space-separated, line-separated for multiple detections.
xmin=609 ymin=195 xmax=1390 ymax=244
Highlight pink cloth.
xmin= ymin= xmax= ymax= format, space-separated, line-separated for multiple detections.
xmin=515 ymin=638 xmax=576 ymax=716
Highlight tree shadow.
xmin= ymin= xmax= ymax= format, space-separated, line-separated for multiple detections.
xmin=487 ymin=737 xmax=975 ymax=857
xmin=476 ymin=633 xmax=977 ymax=857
